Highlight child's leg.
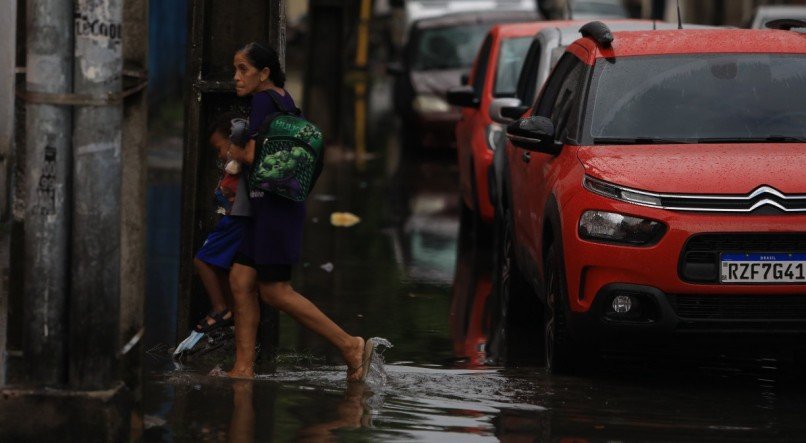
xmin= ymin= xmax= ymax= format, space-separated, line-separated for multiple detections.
xmin=194 ymin=257 xmax=230 ymax=315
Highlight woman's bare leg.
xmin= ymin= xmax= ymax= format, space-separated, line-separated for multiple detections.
xmin=259 ymin=281 xmax=365 ymax=380
xmin=227 ymin=263 xmax=259 ymax=378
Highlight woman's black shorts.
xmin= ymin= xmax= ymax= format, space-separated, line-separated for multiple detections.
xmin=233 ymin=252 xmax=292 ymax=282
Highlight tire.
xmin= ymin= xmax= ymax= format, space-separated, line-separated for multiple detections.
xmin=544 ymin=243 xmax=580 ymax=374
xmin=489 ymin=206 xmax=544 ymax=366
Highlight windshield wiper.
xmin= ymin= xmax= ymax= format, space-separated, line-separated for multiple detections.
xmin=593 ymin=137 xmax=696 ymax=145
xmin=696 ymin=136 xmax=806 ymax=143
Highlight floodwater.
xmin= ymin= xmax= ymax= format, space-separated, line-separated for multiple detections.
xmin=141 ymin=77 xmax=806 ymax=442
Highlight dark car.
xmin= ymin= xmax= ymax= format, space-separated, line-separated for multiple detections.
xmin=389 ymin=10 xmax=539 ymax=149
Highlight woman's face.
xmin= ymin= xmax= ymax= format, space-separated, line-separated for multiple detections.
xmin=233 ymin=51 xmax=269 ymax=97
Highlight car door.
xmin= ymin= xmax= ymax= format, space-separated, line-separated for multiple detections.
xmin=511 ymin=53 xmax=587 ymax=271
xmin=457 ymin=34 xmax=493 ymax=207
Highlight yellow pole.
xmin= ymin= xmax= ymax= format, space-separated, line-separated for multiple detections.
xmin=354 ymin=0 xmax=372 ymax=170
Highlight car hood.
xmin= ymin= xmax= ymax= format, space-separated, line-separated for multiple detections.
xmin=577 ymin=144 xmax=806 ymax=194
xmin=410 ymin=68 xmax=466 ymax=97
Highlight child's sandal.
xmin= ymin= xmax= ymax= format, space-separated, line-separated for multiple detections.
xmin=194 ymin=309 xmax=233 ymax=334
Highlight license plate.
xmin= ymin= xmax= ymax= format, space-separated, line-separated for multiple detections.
xmin=720 ymin=253 xmax=806 ymax=284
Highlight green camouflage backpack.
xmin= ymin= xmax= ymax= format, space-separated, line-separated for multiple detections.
xmin=249 ymin=91 xmax=324 ymax=201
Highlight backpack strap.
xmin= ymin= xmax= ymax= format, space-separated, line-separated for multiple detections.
xmin=265 ymin=90 xmax=302 ymax=117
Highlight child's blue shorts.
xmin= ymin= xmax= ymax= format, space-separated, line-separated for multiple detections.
xmin=195 ymin=215 xmax=246 ymax=269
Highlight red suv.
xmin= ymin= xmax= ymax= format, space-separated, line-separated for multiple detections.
xmin=495 ymin=24 xmax=806 ymax=373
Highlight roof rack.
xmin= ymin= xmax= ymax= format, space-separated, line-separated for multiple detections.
xmin=580 ymin=21 xmax=614 ymax=47
xmin=765 ymin=19 xmax=806 ymax=31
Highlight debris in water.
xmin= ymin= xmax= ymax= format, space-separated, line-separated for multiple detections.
xmin=314 ymin=194 xmax=337 ymax=202
xmin=320 ymin=262 xmax=334 ymax=272
xmin=330 ymin=212 xmax=361 ymax=227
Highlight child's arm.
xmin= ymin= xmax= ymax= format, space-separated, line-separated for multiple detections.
xmin=227 ymin=117 xmax=254 ymax=165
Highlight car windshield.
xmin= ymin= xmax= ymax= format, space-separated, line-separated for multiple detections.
xmin=588 ymin=54 xmax=806 ymax=142
xmin=410 ymin=24 xmax=493 ymax=71
xmin=494 ymin=36 xmax=532 ymax=97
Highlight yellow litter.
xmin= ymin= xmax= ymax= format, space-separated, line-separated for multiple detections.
xmin=330 ymin=212 xmax=361 ymax=227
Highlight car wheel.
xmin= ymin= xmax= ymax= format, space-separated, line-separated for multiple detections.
xmin=544 ymin=243 xmax=580 ymax=374
xmin=490 ymin=206 xmax=544 ymax=365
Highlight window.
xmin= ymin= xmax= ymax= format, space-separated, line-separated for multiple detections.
xmin=587 ymin=54 xmax=806 ymax=142
xmin=472 ymin=35 xmax=494 ymax=95
xmin=494 ymin=36 xmax=532 ymax=97
xmin=516 ymin=40 xmax=542 ymax=103
xmin=533 ymin=53 xmax=586 ymax=142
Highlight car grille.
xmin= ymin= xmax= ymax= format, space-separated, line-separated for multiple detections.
xmin=668 ymin=294 xmax=806 ymax=320
xmin=679 ymin=233 xmax=806 ymax=283
xmin=660 ymin=186 xmax=806 ymax=213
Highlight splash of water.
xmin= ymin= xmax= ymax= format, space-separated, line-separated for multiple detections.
xmin=364 ymin=337 xmax=393 ymax=386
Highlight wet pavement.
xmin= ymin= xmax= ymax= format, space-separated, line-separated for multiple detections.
xmin=141 ymin=77 xmax=806 ymax=442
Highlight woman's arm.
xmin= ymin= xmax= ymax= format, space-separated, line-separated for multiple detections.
xmin=228 ymin=140 xmax=255 ymax=165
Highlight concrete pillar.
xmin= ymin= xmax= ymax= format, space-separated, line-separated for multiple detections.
xmin=23 ymin=0 xmax=74 ymax=386
xmin=70 ymin=0 xmax=123 ymax=390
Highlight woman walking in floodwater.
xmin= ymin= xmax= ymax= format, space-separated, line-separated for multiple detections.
xmin=225 ymin=42 xmax=374 ymax=381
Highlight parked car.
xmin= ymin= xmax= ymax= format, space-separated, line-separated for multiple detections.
xmin=750 ymin=5 xmax=806 ymax=29
xmin=495 ymin=23 xmax=806 ymax=373
xmin=487 ymin=20 xmax=713 ymax=229
xmin=449 ymin=21 xmax=560 ymax=225
xmin=389 ymin=0 xmax=537 ymax=49
xmin=452 ymin=19 xmax=678 ymax=227
xmin=389 ymin=10 xmax=539 ymax=149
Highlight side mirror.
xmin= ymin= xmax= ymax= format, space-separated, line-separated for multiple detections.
xmin=387 ymin=61 xmax=405 ymax=76
xmin=489 ymin=97 xmax=522 ymax=124
xmin=460 ymin=72 xmax=470 ymax=85
xmin=506 ymin=116 xmax=559 ymax=154
xmin=446 ymin=85 xmax=479 ymax=109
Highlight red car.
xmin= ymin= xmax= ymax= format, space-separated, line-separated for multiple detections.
xmin=450 ymin=22 xmax=561 ymax=224
xmin=496 ymin=24 xmax=806 ymax=373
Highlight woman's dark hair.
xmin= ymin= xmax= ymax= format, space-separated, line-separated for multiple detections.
xmin=239 ymin=42 xmax=285 ymax=87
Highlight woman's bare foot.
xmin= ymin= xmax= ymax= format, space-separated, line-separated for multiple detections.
xmin=344 ymin=336 xmax=365 ymax=382
xmin=226 ymin=367 xmax=255 ymax=379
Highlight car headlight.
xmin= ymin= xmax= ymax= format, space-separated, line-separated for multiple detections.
xmin=579 ymin=210 xmax=666 ymax=246
xmin=583 ymin=176 xmax=662 ymax=207
xmin=412 ymin=94 xmax=450 ymax=113
xmin=485 ymin=124 xmax=506 ymax=151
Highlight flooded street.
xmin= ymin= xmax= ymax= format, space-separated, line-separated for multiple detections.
xmin=141 ymin=77 xmax=806 ymax=442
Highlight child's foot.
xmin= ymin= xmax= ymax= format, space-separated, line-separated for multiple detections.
xmin=195 ymin=309 xmax=233 ymax=333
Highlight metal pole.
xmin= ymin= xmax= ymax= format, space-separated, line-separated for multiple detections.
xmin=23 ymin=0 xmax=74 ymax=386
xmin=0 ymin=0 xmax=18 ymax=387
xmin=70 ymin=0 xmax=123 ymax=390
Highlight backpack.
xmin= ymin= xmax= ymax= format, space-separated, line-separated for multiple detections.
xmin=249 ymin=91 xmax=324 ymax=202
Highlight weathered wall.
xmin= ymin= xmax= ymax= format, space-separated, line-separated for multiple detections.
xmin=0 ymin=0 xmax=18 ymax=387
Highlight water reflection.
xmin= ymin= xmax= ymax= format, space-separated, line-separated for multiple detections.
xmin=450 ymin=218 xmax=493 ymax=368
